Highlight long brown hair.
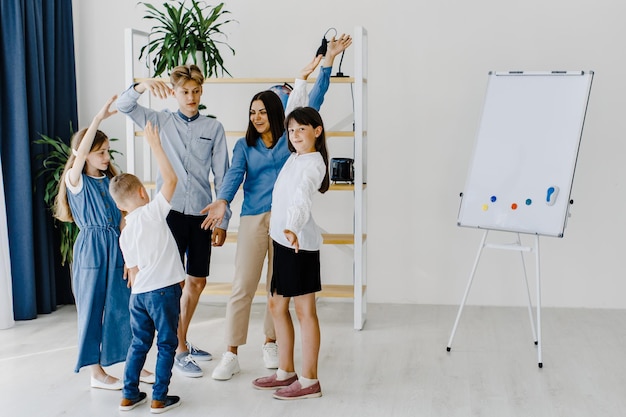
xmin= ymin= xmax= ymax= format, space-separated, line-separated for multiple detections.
xmin=54 ymin=129 xmax=119 ymax=222
xmin=284 ymin=107 xmax=330 ymax=193
xmin=245 ymin=90 xmax=285 ymax=147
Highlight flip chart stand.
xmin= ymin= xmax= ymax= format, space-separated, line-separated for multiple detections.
xmin=446 ymin=230 xmax=543 ymax=368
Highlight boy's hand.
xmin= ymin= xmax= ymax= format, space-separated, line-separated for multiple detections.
xmin=138 ymin=79 xmax=173 ymax=99
xmin=125 ymin=266 xmax=139 ymax=288
xmin=212 ymin=228 xmax=227 ymax=247
xmin=143 ymin=121 xmax=161 ymax=148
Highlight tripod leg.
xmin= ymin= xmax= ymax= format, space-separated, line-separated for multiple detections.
xmin=535 ymin=235 xmax=543 ymax=368
xmin=447 ymin=230 xmax=489 ymax=352
xmin=517 ymin=233 xmax=538 ymax=345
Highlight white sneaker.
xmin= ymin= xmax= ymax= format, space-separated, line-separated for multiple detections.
xmin=211 ymin=352 xmax=240 ymax=380
xmin=262 ymin=342 xmax=279 ymax=369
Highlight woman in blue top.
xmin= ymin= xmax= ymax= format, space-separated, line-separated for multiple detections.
xmin=202 ymin=34 xmax=352 ymax=381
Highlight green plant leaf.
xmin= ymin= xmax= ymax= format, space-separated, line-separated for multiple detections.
xmin=138 ymin=0 xmax=236 ymax=78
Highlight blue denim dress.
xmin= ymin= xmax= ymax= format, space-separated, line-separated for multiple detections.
xmin=68 ymin=174 xmax=131 ymax=372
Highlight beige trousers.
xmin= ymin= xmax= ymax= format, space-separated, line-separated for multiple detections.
xmin=224 ymin=212 xmax=275 ymax=346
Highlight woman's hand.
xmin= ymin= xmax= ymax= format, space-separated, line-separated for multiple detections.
xmin=200 ymin=199 xmax=227 ymax=230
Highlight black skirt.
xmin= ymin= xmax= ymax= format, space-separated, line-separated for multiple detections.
xmin=270 ymin=240 xmax=321 ymax=297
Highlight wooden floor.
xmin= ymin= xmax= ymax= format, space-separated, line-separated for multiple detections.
xmin=2 ymin=299 xmax=626 ymax=417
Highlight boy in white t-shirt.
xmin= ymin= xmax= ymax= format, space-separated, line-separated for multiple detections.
xmin=109 ymin=121 xmax=185 ymax=414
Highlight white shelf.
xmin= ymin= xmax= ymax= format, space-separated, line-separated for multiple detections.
xmin=124 ymin=26 xmax=368 ymax=329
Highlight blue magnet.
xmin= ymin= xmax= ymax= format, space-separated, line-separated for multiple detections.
xmin=525 ymin=199 xmax=532 ymax=206
xmin=490 ymin=196 xmax=497 ymax=202
xmin=546 ymin=186 xmax=559 ymax=206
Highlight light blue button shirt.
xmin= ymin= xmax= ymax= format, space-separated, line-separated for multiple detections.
xmin=117 ymin=87 xmax=231 ymax=229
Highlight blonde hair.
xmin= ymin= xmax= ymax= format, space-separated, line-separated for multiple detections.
xmin=54 ymin=129 xmax=119 ymax=223
xmin=170 ymin=64 xmax=204 ymax=89
xmin=108 ymin=173 xmax=143 ymax=207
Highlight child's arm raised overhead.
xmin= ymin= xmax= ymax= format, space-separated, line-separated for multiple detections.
xmin=285 ymin=55 xmax=323 ymax=116
xmin=67 ymin=95 xmax=117 ymax=187
xmin=143 ymin=121 xmax=177 ymax=202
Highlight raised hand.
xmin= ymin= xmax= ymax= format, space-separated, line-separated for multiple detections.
xmin=95 ymin=95 xmax=118 ymax=122
xmin=143 ymin=120 xmax=160 ymax=148
xmin=326 ymin=34 xmax=352 ymax=60
xmin=300 ymin=54 xmax=324 ymax=80
xmin=139 ymin=79 xmax=174 ymax=99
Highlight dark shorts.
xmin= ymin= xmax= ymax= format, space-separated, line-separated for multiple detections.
xmin=166 ymin=210 xmax=212 ymax=278
xmin=270 ymin=240 xmax=321 ymax=297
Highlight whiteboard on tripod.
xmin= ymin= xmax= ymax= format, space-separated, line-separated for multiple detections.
xmin=457 ymin=71 xmax=593 ymax=237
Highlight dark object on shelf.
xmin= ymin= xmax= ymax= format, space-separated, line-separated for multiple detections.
xmin=331 ymin=158 xmax=354 ymax=183
xmin=316 ymin=37 xmax=328 ymax=56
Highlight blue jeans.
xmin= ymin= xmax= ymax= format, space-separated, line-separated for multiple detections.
xmin=123 ymin=283 xmax=181 ymax=401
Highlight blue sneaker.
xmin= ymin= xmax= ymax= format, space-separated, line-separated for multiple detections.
xmin=174 ymin=352 xmax=203 ymax=378
xmin=186 ymin=341 xmax=212 ymax=361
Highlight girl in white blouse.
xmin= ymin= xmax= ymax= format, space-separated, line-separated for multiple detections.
xmin=252 ymin=107 xmax=329 ymax=400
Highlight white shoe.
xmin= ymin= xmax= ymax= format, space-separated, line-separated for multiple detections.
xmin=91 ymin=375 xmax=123 ymax=390
xmin=211 ymin=352 xmax=240 ymax=381
xmin=262 ymin=342 xmax=279 ymax=369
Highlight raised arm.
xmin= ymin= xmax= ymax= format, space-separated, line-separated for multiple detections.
xmin=285 ymin=33 xmax=353 ymax=115
xmin=67 ymin=95 xmax=117 ymax=187
xmin=143 ymin=121 xmax=177 ymax=202
xmin=116 ymin=80 xmax=171 ymax=129
xmin=132 ymin=79 xmax=174 ymax=99
xmin=285 ymin=55 xmax=323 ymax=115
xmin=323 ymin=34 xmax=352 ymax=70
xmin=307 ymin=33 xmax=353 ymax=110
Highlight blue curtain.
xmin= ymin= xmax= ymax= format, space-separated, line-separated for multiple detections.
xmin=0 ymin=0 xmax=78 ymax=319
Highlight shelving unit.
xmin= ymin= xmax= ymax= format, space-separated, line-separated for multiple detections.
xmin=124 ymin=26 xmax=368 ymax=329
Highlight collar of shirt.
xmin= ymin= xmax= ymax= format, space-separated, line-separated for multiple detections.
xmin=177 ymin=110 xmax=201 ymax=122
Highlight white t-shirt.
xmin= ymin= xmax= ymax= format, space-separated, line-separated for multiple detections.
xmin=269 ymin=152 xmax=325 ymax=251
xmin=119 ymin=192 xmax=185 ymax=294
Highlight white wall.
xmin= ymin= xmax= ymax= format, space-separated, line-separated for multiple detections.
xmin=73 ymin=0 xmax=626 ymax=308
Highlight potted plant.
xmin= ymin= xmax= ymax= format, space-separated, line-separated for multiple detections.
xmin=139 ymin=0 xmax=236 ymax=78
xmin=34 ymin=132 xmax=121 ymax=265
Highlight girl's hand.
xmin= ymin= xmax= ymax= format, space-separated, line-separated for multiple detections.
xmin=284 ymin=230 xmax=299 ymax=253
xmin=300 ymin=55 xmax=323 ymax=80
xmin=94 ymin=95 xmax=118 ymax=122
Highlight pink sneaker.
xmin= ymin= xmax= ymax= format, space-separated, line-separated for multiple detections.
xmin=273 ymin=380 xmax=322 ymax=400
xmin=252 ymin=373 xmax=298 ymax=390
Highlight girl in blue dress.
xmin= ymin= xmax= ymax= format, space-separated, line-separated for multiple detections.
xmin=55 ymin=95 xmax=153 ymax=389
